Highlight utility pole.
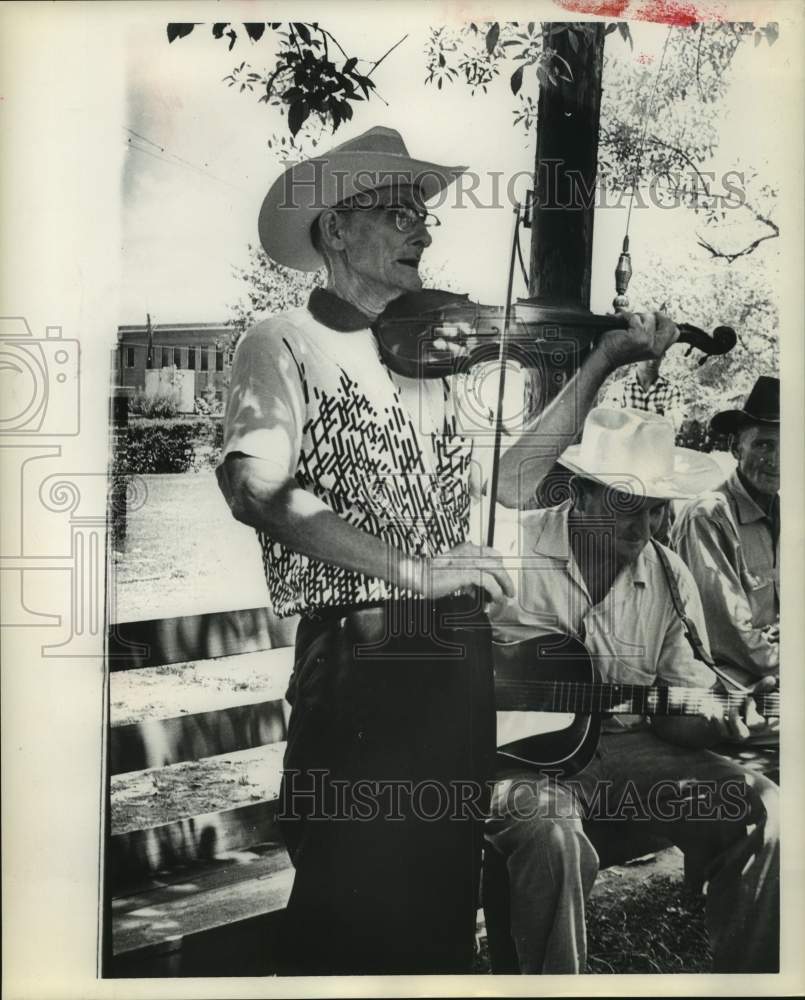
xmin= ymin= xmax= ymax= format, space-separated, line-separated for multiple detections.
xmin=146 ymin=312 xmax=154 ymax=370
xmin=523 ymin=23 xmax=607 ymax=498
xmin=529 ymin=23 xmax=606 ymax=307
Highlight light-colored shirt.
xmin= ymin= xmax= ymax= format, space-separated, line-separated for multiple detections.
xmin=218 ymin=300 xmax=475 ymax=617
xmin=670 ymin=470 xmax=779 ymax=677
xmin=492 ymin=503 xmax=715 ymax=746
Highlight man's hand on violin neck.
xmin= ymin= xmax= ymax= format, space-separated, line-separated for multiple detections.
xmin=595 ymin=310 xmax=679 ymax=373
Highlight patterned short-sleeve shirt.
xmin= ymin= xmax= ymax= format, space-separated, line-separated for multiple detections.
xmin=219 ymin=291 xmax=475 ymax=617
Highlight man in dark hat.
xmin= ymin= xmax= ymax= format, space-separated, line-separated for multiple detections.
xmin=217 ymin=125 xmax=681 ymax=974
xmin=671 ymin=376 xmax=779 ymax=678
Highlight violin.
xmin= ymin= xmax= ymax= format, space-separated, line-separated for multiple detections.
xmin=373 ymin=288 xmax=737 ymax=380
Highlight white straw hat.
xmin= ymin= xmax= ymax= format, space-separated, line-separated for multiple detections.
xmin=559 ymin=407 xmax=723 ymax=501
xmin=258 ymin=125 xmax=466 ymax=271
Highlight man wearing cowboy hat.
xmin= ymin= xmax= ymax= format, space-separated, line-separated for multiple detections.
xmin=486 ymin=406 xmax=779 ymax=974
xmin=217 ymin=126 xmax=680 ymax=974
xmin=671 ymin=376 xmax=780 ymax=679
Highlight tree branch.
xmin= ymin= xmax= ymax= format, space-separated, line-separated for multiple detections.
xmin=368 ymin=34 xmax=409 ymax=77
xmin=646 ymin=134 xmax=713 ymax=197
xmin=695 ymin=24 xmax=706 ymax=101
xmin=319 ymin=28 xmax=348 ymax=60
xmin=696 ymin=214 xmax=779 ymax=262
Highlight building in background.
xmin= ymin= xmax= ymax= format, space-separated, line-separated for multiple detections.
xmin=116 ymin=322 xmax=232 ymax=407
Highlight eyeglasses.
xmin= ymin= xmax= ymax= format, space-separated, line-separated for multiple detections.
xmin=383 ymin=205 xmax=441 ymax=233
xmin=333 ymin=203 xmax=440 ymax=234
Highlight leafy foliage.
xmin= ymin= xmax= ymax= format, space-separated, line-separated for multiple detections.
xmin=425 ymin=20 xmax=779 ymax=260
xmin=227 ymin=245 xmax=325 ymax=350
xmin=602 ymin=248 xmax=779 ymax=420
xmin=129 ymin=386 xmax=181 ymax=418
xmin=424 ymin=21 xmax=575 ymax=97
xmin=127 ymin=418 xmax=195 ymax=473
xmin=126 ymin=417 xmax=224 ymax=474
xmin=167 ymin=21 xmax=387 ymax=137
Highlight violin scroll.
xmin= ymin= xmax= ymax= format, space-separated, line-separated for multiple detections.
xmin=677 ymin=322 xmax=737 ymax=366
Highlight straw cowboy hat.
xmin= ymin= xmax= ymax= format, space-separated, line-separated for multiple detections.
xmin=258 ymin=125 xmax=467 ymax=271
xmin=559 ymin=407 xmax=723 ymax=501
xmin=709 ymin=376 xmax=779 ymax=437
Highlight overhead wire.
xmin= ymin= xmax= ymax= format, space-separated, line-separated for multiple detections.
xmin=624 ymin=26 xmax=674 ymax=241
xmin=123 ymin=128 xmax=249 ymax=194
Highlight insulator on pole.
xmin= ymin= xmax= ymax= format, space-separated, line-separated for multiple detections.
xmin=613 ymin=235 xmax=632 ymax=311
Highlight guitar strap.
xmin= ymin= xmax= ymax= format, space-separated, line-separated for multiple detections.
xmin=650 ymin=539 xmax=752 ymax=694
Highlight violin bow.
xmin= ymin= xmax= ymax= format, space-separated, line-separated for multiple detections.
xmin=485 ymin=200 xmax=524 ymax=550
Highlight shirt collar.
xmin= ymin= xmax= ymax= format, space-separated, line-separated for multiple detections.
xmin=531 ymin=501 xmax=573 ymax=560
xmin=532 ymin=502 xmax=647 ymax=588
xmin=726 ymin=468 xmax=773 ymax=525
xmin=631 ymin=370 xmax=667 ymax=392
xmin=307 ymin=288 xmax=374 ymax=332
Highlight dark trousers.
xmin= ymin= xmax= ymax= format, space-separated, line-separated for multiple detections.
xmin=278 ymin=595 xmax=495 ymax=975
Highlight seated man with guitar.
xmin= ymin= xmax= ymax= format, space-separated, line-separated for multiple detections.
xmin=487 ymin=406 xmax=779 ymax=974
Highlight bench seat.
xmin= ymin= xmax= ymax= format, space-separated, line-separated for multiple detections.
xmin=111 ymin=841 xmax=293 ymax=976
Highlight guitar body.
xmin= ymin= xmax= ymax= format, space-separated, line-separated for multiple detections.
xmin=493 ymin=632 xmax=601 ymax=778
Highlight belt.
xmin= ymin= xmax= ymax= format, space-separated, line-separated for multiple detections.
xmin=302 ymin=591 xmax=488 ymax=627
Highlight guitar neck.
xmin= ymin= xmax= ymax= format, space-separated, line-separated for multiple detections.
xmin=496 ymin=679 xmax=780 ymax=718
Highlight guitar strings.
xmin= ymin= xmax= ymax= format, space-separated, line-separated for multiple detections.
xmin=495 ymin=679 xmax=779 ymax=715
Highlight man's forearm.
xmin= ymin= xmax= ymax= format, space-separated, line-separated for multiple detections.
xmin=222 ymin=465 xmax=417 ymax=588
xmin=495 ymin=346 xmax=614 ymax=508
xmin=651 ymin=715 xmax=722 ymax=750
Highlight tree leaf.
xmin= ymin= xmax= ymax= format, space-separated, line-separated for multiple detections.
xmin=167 ymin=23 xmax=196 ymax=43
xmin=244 ymin=23 xmax=265 ymax=42
xmin=293 ymin=22 xmax=311 ymax=44
xmin=288 ymin=99 xmax=310 ymax=136
xmin=486 ymin=22 xmax=500 ymax=54
xmin=226 ymin=28 xmax=237 ymax=51
xmin=617 ymin=23 xmax=633 ymax=49
xmin=568 ymin=28 xmax=579 ymax=53
xmin=212 ymin=23 xmax=228 ymax=39
xmin=343 ymin=56 xmax=357 ymax=73
xmin=510 ymin=65 xmax=524 ymax=95
xmin=766 ymin=22 xmax=779 ymax=45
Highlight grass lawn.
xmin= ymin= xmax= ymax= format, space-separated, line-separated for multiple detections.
xmin=113 ymin=472 xmax=271 ymax=622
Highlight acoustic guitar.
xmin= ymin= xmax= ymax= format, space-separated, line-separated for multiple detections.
xmin=493 ymin=632 xmax=779 ymax=776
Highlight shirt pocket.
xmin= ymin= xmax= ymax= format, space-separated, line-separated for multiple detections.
xmin=742 ymin=570 xmax=777 ymax=624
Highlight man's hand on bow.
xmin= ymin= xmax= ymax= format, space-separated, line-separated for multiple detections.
xmin=421 ymin=541 xmax=514 ymax=617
